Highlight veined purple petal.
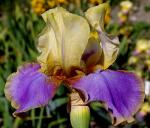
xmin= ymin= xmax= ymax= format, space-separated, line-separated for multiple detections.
xmin=71 ymin=70 xmax=145 ymax=125
xmin=4 ymin=63 xmax=58 ymax=115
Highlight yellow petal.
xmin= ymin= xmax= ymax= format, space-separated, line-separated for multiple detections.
xmin=85 ymin=3 xmax=119 ymax=69
xmin=85 ymin=3 xmax=110 ymax=31
xmin=37 ymin=26 xmax=61 ymax=74
xmin=99 ymin=32 xmax=119 ymax=69
xmin=37 ymin=7 xmax=90 ymax=74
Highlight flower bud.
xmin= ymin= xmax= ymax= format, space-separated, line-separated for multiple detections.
xmin=69 ymin=91 xmax=90 ymax=128
xmin=70 ymin=105 xmax=90 ymax=128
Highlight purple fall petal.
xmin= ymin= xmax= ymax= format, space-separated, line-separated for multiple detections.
xmin=71 ymin=70 xmax=145 ymax=125
xmin=4 ymin=63 xmax=58 ymax=115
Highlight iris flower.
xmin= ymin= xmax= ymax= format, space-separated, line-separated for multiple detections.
xmin=5 ymin=3 xmax=144 ymax=127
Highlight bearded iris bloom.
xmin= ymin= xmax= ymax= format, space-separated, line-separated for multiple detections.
xmin=4 ymin=3 xmax=144 ymax=127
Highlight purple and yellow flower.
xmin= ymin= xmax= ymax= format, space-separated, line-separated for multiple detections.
xmin=5 ymin=3 xmax=144 ymax=127
xmin=128 ymin=39 xmax=150 ymax=78
xmin=135 ymin=39 xmax=150 ymax=53
xmin=118 ymin=1 xmax=133 ymax=24
xmin=120 ymin=1 xmax=133 ymax=14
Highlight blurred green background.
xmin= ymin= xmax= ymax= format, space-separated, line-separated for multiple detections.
xmin=0 ymin=0 xmax=150 ymax=128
